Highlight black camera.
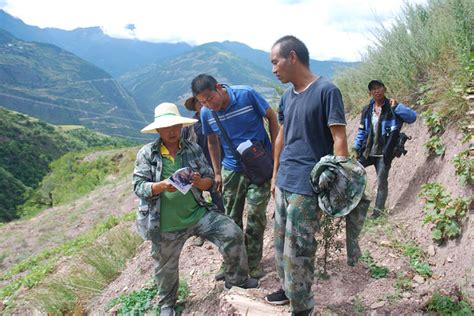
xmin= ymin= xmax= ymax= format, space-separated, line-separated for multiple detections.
xmin=393 ymin=132 xmax=411 ymax=158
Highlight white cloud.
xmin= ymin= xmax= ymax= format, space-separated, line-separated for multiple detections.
xmin=1 ymin=0 xmax=427 ymax=61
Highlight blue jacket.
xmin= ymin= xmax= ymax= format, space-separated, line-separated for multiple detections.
xmin=353 ymin=98 xmax=416 ymax=164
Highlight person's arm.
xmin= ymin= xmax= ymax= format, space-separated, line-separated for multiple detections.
xmin=133 ymin=147 xmax=176 ymax=199
xmin=265 ymin=107 xmax=279 ymax=156
xmin=207 ymin=133 xmax=223 ymax=192
xmin=151 ymin=181 xmax=177 ymax=195
xmin=271 ymin=124 xmax=284 ymax=196
xmin=391 ymin=99 xmax=417 ymax=123
xmin=329 ymin=124 xmax=349 ymax=157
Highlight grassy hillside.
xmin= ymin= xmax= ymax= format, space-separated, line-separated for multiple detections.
xmin=334 ymin=0 xmax=472 ymax=119
xmin=0 ymin=29 xmax=149 ymax=140
xmin=0 ymin=106 xmax=135 ymax=222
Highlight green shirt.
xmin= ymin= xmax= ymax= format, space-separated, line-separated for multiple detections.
xmin=159 ymin=148 xmax=206 ymax=232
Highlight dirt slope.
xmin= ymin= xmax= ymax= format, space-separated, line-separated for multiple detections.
xmin=86 ymin=116 xmax=473 ymax=315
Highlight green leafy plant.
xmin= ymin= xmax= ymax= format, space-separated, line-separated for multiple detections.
xmin=352 ymin=296 xmax=364 ymax=316
xmin=424 ymin=136 xmax=446 ymax=155
xmin=360 ymin=251 xmax=389 ymax=279
xmin=391 ymin=241 xmax=433 ymax=278
xmin=424 ymin=291 xmax=473 ymax=315
xmin=421 ymin=108 xmax=446 ymax=135
xmin=419 ymin=183 xmax=471 ymax=243
xmin=316 ymin=215 xmax=344 ymax=278
xmin=106 ymin=285 xmax=158 ymax=315
xmin=106 ymin=279 xmax=189 ymax=316
xmin=459 ymin=119 xmax=474 ymax=144
xmin=453 ymin=149 xmax=473 ymax=186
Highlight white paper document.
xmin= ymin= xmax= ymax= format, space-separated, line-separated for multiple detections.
xmin=168 ymin=167 xmax=193 ymax=194
xmin=236 ymin=139 xmax=253 ymax=155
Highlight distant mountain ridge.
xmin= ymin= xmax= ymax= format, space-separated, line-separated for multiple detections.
xmin=0 ymin=9 xmax=193 ymax=77
xmin=119 ymin=42 xmax=279 ymax=112
xmin=0 ymin=29 xmax=150 ymax=140
xmin=0 ymin=9 xmax=355 ymax=81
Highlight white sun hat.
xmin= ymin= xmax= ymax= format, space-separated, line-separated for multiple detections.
xmin=141 ymin=102 xmax=197 ymax=133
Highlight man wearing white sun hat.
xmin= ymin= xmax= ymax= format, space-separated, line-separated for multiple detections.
xmin=133 ymin=102 xmax=258 ymax=316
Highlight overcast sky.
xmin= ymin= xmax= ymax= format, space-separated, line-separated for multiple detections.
xmin=0 ymin=0 xmax=427 ymax=62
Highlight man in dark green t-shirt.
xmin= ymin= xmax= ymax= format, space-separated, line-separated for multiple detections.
xmin=133 ymin=102 xmax=258 ymax=316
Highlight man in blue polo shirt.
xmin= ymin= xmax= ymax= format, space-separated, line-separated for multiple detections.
xmin=191 ymin=74 xmax=279 ymax=280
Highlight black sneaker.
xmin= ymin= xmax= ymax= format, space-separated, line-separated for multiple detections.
xmin=265 ymin=288 xmax=289 ymax=305
xmin=292 ymin=307 xmax=315 ymax=316
xmin=215 ymin=265 xmax=225 ymax=281
xmin=224 ymin=277 xmax=258 ymax=290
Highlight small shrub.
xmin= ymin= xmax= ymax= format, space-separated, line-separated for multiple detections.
xmin=453 ymin=149 xmax=473 ymax=186
xmin=394 ymin=272 xmax=413 ymax=291
xmin=421 ymin=108 xmax=446 ymax=135
xmin=360 ymin=251 xmax=389 ymax=279
xmin=424 ymin=291 xmax=473 ymax=315
xmin=391 ymin=241 xmax=433 ymax=278
xmin=424 ymin=136 xmax=446 ymax=155
xmin=419 ymin=183 xmax=471 ymax=243
xmin=106 ymin=285 xmax=158 ymax=315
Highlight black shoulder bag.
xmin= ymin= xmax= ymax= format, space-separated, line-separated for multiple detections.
xmin=211 ymin=111 xmax=273 ymax=185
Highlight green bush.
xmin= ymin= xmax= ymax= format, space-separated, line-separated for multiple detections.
xmin=420 ymin=108 xmax=446 ymax=136
xmin=453 ymin=149 xmax=473 ymax=186
xmin=18 ymin=149 xmax=134 ymax=218
xmin=425 ymin=291 xmax=473 ymax=315
xmin=419 ymin=182 xmax=471 ymax=243
xmin=424 ymin=136 xmax=446 ymax=155
xmin=0 ymin=106 xmax=136 ymax=222
xmin=360 ymin=251 xmax=389 ymax=279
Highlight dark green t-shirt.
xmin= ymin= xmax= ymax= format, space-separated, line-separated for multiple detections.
xmin=160 ymin=153 xmax=206 ymax=232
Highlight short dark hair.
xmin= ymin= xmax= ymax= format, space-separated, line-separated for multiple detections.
xmin=368 ymin=80 xmax=385 ymax=91
xmin=272 ymin=35 xmax=310 ymax=67
xmin=191 ymin=74 xmax=218 ymax=96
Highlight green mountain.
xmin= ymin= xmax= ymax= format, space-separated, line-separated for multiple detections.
xmin=119 ymin=42 xmax=279 ymax=113
xmin=0 ymin=9 xmax=192 ymax=77
xmin=219 ymin=41 xmax=357 ymax=79
xmin=0 ymin=29 xmax=150 ymax=141
xmin=0 ymin=106 xmax=135 ymax=222
xmin=119 ymin=41 xmax=357 ymax=113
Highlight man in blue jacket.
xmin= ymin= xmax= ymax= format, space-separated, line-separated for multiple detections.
xmin=352 ymin=80 xmax=417 ymax=218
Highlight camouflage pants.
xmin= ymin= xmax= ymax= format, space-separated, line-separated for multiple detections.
xmin=362 ymin=156 xmax=390 ymax=211
xmin=274 ymin=187 xmax=320 ymax=312
xmin=345 ymin=194 xmax=370 ymax=265
xmin=150 ymin=211 xmax=248 ymax=308
xmin=222 ymin=168 xmax=270 ymax=270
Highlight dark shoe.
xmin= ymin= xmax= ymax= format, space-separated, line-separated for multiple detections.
xmin=265 ymin=288 xmax=289 ymax=305
xmin=249 ymin=266 xmax=265 ymax=279
xmin=160 ymin=306 xmax=175 ymax=316
xmin=224 ymin=277 xmax=258 ymax=290
xmin=215 ymin=265 xmax=225 ymax=281
xmin=292 ymin=307 xmax=315 ymax=316
xmin=370 ymin=209 xmax=382 ymax=219
xmin=347 ymin=243 xmax=362 ymax=267
xmin=192 ymin=236 xmax=205 ymax=247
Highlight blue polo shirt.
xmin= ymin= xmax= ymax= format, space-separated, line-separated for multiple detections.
xmin=201 ymin=85 xmax=271 ymax=172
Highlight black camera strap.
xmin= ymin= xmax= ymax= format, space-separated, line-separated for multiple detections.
xmin=211 ymin=111 xmax=242 ymax=162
